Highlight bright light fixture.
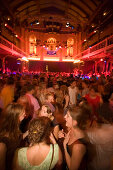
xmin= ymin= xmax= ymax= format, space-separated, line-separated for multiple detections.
xmin=28 ymin=57 xmax=40 ymax=60
xmin=74 ymin=60 xmax=81 ymax=63
xmin=44 ymin=58 xmax=59 ymax=61
xmin=22 ymin=57 xmax=29 ymax=61
xmin=103 ymin=12 xmax=107 ymax=16
xmin=63 ymin=59 xmax=74 ymax=62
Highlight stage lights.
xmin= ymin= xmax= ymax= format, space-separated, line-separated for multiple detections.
xmin=30 ymin=20 xmax=40 ymax=26
xmin=66 ymin=22 xmax=74 ymax=29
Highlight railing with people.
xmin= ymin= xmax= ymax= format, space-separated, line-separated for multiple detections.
xmin=0 ymin=35 xmax=27 ymax=58
xmin=75 ymin=34 xmax=113 ymax=60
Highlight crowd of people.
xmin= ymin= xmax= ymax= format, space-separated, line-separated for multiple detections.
xmin=0 ymin=72 xmax=113 ymax=170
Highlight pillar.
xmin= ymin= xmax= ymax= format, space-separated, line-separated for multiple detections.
xmin=2 ymin=57 xmax=5 ymax=73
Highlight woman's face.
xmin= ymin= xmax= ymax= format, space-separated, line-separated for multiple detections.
xmin=64 ymin=111 xmax=73 ymax=128
xmin=19 ymin=110 xmax=26 ymax=122
xmin=48 ymin=95 xmax=54 ymax=103
xmin=90 ymin=88 xmax=96 ymax=96
xmin=40 ymin=106 xmax=48 ymax=117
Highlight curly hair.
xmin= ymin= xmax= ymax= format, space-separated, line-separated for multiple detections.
xmin=28 ymin=117 xmax=53 ymax=145
xmin=0 ymin=103 xmax=24 ymax=140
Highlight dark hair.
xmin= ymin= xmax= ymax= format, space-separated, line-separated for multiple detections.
xmin=0 ymin=103 xmax=24 ymax=140
xmin=7 ymin=76 xmax=14 ymax=85
xmin=28 ymin=117 xmax=53 ymax=145
xmin=89 ymin=84 xmax=98 ymax=92
xmin=67 ymin=105 xmax=91 ymax=130
xmin=27 ymin=84 xmax=35 ymax=92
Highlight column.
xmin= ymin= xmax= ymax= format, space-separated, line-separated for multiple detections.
xmin=2 ymin=57 xmax=5 ymax=73
xmin=95 ymin=61 xmax=97 ymax=75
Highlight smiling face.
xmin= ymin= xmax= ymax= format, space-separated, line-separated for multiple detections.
xmin=64 ymin=111 xmax=73 ymax=128
xmin=40 ymin=105 xmax=48 ymax=117
xmin=48 ymin=95 xmax=54 ymax=103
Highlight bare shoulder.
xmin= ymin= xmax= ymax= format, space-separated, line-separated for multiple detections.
xmin=73 ymin=142 xmax=86 ymax=153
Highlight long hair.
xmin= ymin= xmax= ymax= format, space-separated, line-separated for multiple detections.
xmin=28 ymin=117 xmax=53 ymax=145
xmin=0 ymin=103 xmax=24 ymax=140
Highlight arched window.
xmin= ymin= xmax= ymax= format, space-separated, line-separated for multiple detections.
xmin=67 ymin=38 xmax=74 ymax=56
xmin=29 ymin=35 xmax=37 ymax=54
xmin=47 ymin=38 xmax=56 ymax=51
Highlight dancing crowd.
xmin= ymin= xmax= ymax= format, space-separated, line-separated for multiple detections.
xmin=0 ymin=72 xmax=113 ymax=170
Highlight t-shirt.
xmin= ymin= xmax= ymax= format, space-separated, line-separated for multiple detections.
xmin=68 ymin=86 xmax=78 ymax=105
xmin=87 ymin=124 xmax=113 ymax=170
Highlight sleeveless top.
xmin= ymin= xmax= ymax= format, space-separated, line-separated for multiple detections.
xmin=67 ymin=138 xmax=87 ymax=170
xmin=18 ymin=144 xmax=59 ymax=170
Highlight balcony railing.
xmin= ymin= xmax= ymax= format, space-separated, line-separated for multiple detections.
xmin=75 ymin=34 xmax=113 ymax=60
xmin=0 ymin=35 xmax=27 ymax=57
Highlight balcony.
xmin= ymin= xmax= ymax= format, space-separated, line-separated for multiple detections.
xmin=75 ymin=34 xmax=113 ymax=60
xmin=0 ymin=35 xmax=27 ymax=58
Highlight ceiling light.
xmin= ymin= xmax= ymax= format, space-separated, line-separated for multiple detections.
xmin=91 ymin=24 xmax=94 ymax=28
xmin=94 ymin=30 xmax=97 ymax=33
xmin=8 ymin=17 xmax=10 ymax=21
xmin=84 ymin=39 xmax=86 ymax=42
xmin=103 ymin=12 xmax=107 ymax=16
xmin=5 ymin=23 xmax=7 ymax=26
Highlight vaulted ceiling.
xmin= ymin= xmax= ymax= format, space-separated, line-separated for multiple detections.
xmin=0 ymin=0 xmax=113 ymax=33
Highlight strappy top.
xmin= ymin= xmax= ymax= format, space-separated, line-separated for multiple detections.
xmin=67 ymin=138 xmax=87 ymax=170
xmin=18 ymin=144 xmax=59 ymax=170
